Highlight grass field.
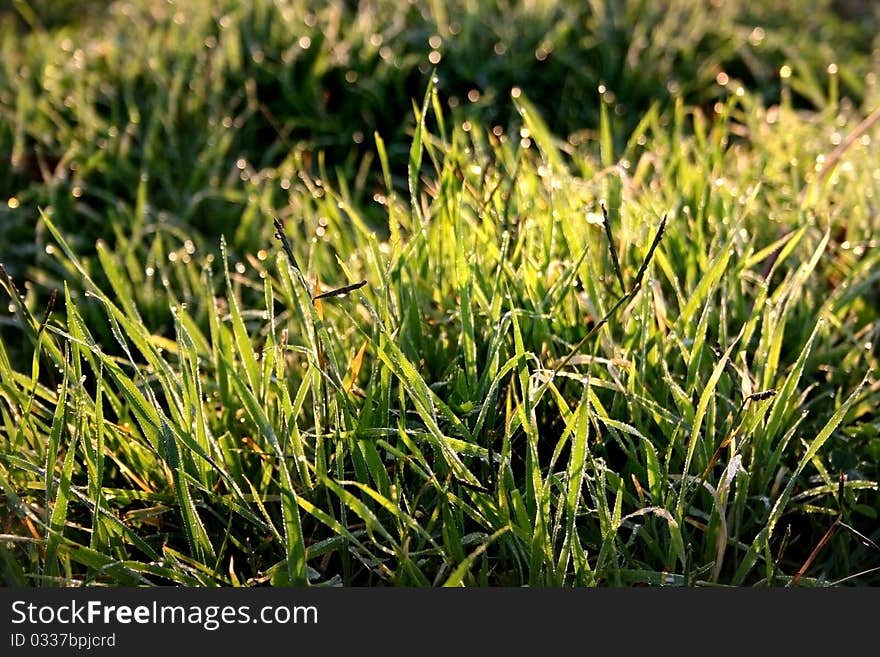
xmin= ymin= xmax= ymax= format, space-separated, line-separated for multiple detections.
xmin=1 ymin=0 xmax=879 ymax=586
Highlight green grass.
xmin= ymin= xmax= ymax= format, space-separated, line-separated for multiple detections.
xmin=1 ymin=0 xmax=879 ymax=586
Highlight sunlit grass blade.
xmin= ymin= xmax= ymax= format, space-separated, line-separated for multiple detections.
xmin=442 ymin=526 xmax=511 ymax=587
xmin=732 ymin=375 xmax=869 ymax=585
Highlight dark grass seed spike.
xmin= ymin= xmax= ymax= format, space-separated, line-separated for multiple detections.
xmin=632 ymin=213 xmax=667 ymax=291
xmin=550 ymin=212 xmax=668 ymax=378
xmin=273 ymin=217 xmax=312 ymax=298
xmin=274 ymin=218 xmax=367 ymax=303
xmin=733 ymin=388 xmax=777 ymax=419
xmin=747 ymin=389 xmax=778 ymax=403
xmin=600 ymin=203 xmax=626 ymax=295
xmin=313 ymin=280 xmax=367 ymax=301
xmin=38 ymin=288 xmax=58 ymax=337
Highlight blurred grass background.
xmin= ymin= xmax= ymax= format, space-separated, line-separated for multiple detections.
xmin=3 ymin=0 xmax=877 ymax=254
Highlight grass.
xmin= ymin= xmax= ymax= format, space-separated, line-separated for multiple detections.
xmin=1 ymin=0 xmax=879 ymax=586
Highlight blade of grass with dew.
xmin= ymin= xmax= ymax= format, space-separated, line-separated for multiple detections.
xmin=45 ymin=216 xmax=193 ymax=435
xmin=168 ymin=321 xmax=261 ymax=522
xmin=512 ymin=93 xmax=567 ymax=174
xmin=371 ymin=331 xmax=481 ymax=487
xmin=758 ymin=232 xmax=829 ymax=389
xmin=95 ymin=240 xmax=142 ymax=321
xmin=274 ymin=222 xmax=358 ymax=428
xmin=592 ymin=468 xmax=625 ymax=585
xmin=42 ymin=367 xmax=74 ymax=583
xmin=157 ymin=416 xmax=215 ymax=565
xmin=61 ymin=470 xmax=164 ymax=563
xmin=442 ymin=526 xmax=511 ymax=587
xmin=510 ymin=303 xmax=552 ymax=584
xmin=733 ymin=374 xmax=868 ymax=585
xmin=317 ymin=477 xmax=412 ymax=571
xmin=621 ymin=506 xmax=686 ymax=570
xmin=160 ymin=545 xmax=231 ymax=586
xmin=458 ymin=269 xmax=478 ymax=399
xmin=84 ymin=359 xmax=111 ymax=555
xmin=760 ymin=229 xmax=830 ymax=392
xmin=221 ymin=236 xmax=262 ymax=397
xmin=676 ymin=330 xmax=741 ymax=521
xmin=557 ymin=383 xmax=593 ymax=584
xmin=203 ymin=263 xmax=233 ymax=407
xmin=69 ymin=309 xmax=255 ymax=528
xmin=408 ymin=74 xmax=435 ymax=226
xmin=684 ymin=292 xmax=714 ymax=393
xmin=590 ymin=390 xmax=668 ymax=504
xmin=351 ymin=435 xmax=393 ymax=500
xmin=292 ymin=495 xmax=383 ymax=574
xmin=680 ymin=241 xmax=732 ymax=333
xmin=758 ymin=319 xmax=823 ymax=490
xmin=272 ymin=372 xmax=314 ymax=490
xmin=55 ymin=542 xmax=154 ymax=586
xmin=335 ymin=479 xmax=439 ymax=553
xmin=470 ymin=348 xmax=519 ymax=440
xmin=222 ymin=355 xmax=308 ymax=585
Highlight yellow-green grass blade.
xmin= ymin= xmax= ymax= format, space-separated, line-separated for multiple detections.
xmin=442 ymin=525 xmax=511 ymax=587
xmin=158 ymin=417 xmax=215 ymax=565
xmin=733 ymin=375 xmax=868 ymax=585
xmin=223 ymin=357 xmax=308 ymax=585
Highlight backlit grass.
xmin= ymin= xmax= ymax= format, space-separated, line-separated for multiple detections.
xmin=1 ymin=0 xmax=879 ymax=586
